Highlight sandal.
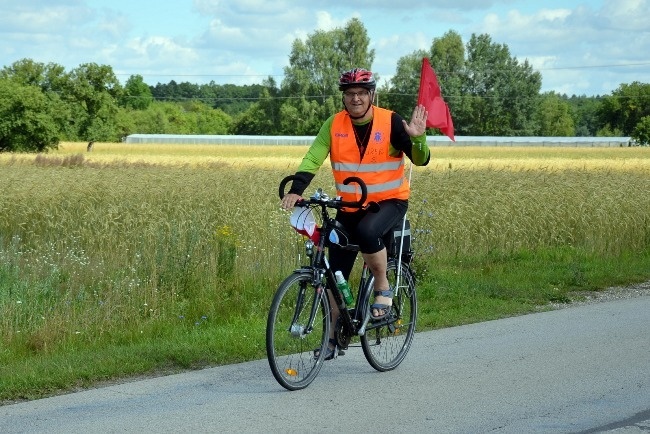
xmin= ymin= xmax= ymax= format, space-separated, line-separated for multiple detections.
xmin=370 ymin=289 xmax=393 ymax=320
xmin=313 ymin=338 xmax=338 ymax=361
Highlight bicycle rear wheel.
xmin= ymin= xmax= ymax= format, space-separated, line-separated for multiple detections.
xmin=266 ymin=270 xmax=330 ymax=390
xmin=361 ymin=260 xmax=417 ymax=371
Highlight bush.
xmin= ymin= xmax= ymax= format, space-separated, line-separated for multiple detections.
xmin=0 ymin=79 xmax=60 ymax=152
xmin=632 ymin=116 xmax=650 ymax=146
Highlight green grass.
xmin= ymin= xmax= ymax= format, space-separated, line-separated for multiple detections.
xmin=414 ymin=247 xmax=650 ymax=330
xmin=1 ymin=144 xmax=649 ymax=403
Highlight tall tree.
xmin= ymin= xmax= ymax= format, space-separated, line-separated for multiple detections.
xmin=567 ymin=95 xmax=601 ymax=136
xmin=1 ymin=59 xmax=74 ymax=139
xmin=598 ymin=81 xmax=650 ymax=136
xmin=232 ymin=78 xmax=283 ymax=135
xmin=1 ymin=58 xmax=66 ymax=92
xmin=121 ymin=74 xmax=153 ymax=110
xmin=459 ymin=34 xmax=541 ymax=135
xmin=631 ymin=116 xmax=650 ymax=145
xmin=64 ymin=63 xmax=123 ymax=141
xmin=430 ymin=30 xmax=465 ymax=119
xmin=283 ymin=18 xmax=374 ymax=99
xmin=278 ymin=18 xmax=375 ymax=135
xmin=387 ymin=32 xmax=540 ymax=136
xmin=386 ymin=31 xmax=465 ymax=128
xmin=181 ymin=101 xmax=232 ymax=134
xmin=535 ymin=92 xmax=575 ymax=136
xmin=0 ymin=78 xmax=60 ymax=152
xmin=384 ymin=50 xmax=428 ymax=117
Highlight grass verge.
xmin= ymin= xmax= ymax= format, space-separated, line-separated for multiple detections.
xmin=1 ymin=144 xmax=649 ymax=403
xmin=2 ymin=247 xmax=648 ymax=403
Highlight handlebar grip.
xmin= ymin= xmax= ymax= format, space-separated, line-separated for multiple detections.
xmin=278 ymin=174 xmax=368 ymax=209
xmin=278 ymin=175 xmax=299 ymax=200
xmin=338 ymin=176 xmax=367 ymax=208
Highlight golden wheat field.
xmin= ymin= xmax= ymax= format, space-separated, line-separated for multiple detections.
xmin=2 ymin=141 xmax=649 ymax=259
xmin=1 ymin=142 xmax=649 ymax=342
xmin=5 ymin=141 xmax=648 ymax=172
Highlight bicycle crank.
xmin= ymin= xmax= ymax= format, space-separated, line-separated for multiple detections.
xmin=334 ymin=317 xmax=352 ymax=352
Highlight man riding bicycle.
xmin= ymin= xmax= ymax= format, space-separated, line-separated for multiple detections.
xmin=280 ymin=68 xmax=431 ymax=359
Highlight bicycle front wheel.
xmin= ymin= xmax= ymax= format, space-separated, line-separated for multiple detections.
xmin=266 ymin=270 xmax=330 ymax=390
xmin=361 ymin=260 xmax=417 ymax=371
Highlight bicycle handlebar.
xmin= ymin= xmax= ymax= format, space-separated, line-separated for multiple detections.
xmin=279 ymin=175 xmax=368 ymax=209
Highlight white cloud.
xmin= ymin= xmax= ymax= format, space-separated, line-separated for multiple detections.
xmin=600 ymin=0 xmax=648 ymax=31
xmin=470 ymin=2 xmax=650 ymax=94
xmin=95 ymin=10 xmax=131 ymax=39
xmin=0 ymin=0 xmax=648 ymax=94
xmin=480 ymin=8 xmax=575 ymax=51
xmin=125 ymin=37 xmax=197 ymax=62
xmin=308 ymin=0 xmax=515 ymax=10
xmin=0 ymin=3 xmax=92 ymax=34
xmin=204 ymin=17 xmax=243 ymax=42
xmin=314 ymin=11 xmax=351 ymax=31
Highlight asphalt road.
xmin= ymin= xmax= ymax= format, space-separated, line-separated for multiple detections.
xmin=2 ymin=296 xmax=649 ymax=433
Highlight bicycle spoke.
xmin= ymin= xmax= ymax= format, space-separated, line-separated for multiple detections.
xmin=361 ymin=261 xmax=416 ymax=371
xmin=266 ymin=271 xmax=330 ymax=390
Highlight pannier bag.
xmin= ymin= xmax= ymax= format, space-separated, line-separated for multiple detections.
xmin=388 ymin=219 xmax=413 ymax=263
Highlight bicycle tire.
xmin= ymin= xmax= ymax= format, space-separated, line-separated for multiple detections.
xmin=266 ymin=270 xmax=331 ymax=390
xmin=361 ymin=260 xmax=417 ymax=371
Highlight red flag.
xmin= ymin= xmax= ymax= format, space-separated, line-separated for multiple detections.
xmin=417 ymin=58 xmax=455 ymax=141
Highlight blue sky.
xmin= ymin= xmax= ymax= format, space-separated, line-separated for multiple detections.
xmin=1 ymin=0 xmax=649 ymax=96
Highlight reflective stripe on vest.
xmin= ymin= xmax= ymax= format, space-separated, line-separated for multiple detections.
xmin=337 ymin=177 xmax=404 ymax=194
xmin=331 ymin=160 xmax=404 ymax=172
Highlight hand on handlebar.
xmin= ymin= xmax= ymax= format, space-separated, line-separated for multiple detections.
xmin=279 ymin=174 xmax=367 ymax=210
xmin=281 ymin=193 xmax=302 ymax=210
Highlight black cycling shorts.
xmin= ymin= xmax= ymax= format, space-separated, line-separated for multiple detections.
xmin=329 ymin=199 xmax=407 ymax=280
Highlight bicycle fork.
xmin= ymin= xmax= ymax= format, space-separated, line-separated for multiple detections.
xmin=288 ymin=273 xmax=325 ymax=338
xmin=356 ymin=264 xmax=373 ymax=336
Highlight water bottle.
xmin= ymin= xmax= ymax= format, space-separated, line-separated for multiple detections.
xmin=334 ymin=270 xmax=354 ymax=306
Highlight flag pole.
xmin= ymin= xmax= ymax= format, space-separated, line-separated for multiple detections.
xmin=395 ymin=160 xmax=412 ymax=292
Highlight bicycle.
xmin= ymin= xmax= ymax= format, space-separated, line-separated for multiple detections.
xmin=266 ymin=175 xmax=417 ymax=390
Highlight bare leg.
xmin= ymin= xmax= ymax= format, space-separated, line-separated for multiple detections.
xmin=362 ymin=248 xmax=391 ymax=316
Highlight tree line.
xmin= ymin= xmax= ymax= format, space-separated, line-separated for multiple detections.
xmin=1 ymin=18 xmax=649 ymax=152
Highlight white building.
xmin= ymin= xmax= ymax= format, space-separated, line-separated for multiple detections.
xmin=124 ymin=134 xmax=633 ymax=147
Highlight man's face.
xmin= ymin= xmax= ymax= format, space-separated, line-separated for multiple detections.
xmin=342 ymin=87 xmax=372 ymax=119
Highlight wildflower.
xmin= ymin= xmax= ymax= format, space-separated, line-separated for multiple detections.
xmin=215 ymin=225 xmax=233 ymax=238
